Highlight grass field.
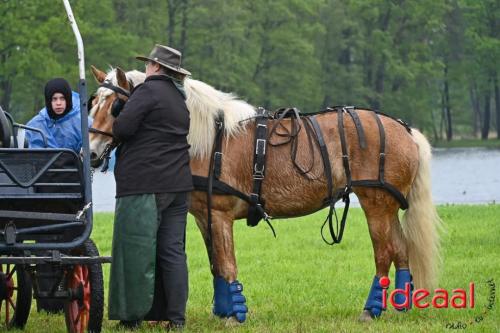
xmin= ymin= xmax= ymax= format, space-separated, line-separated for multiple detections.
xmin=10 ymin=205 xmax=500 ymax=332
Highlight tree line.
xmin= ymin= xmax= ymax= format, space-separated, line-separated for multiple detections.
xmin=0 ymin=0 xmax=498 ymax=141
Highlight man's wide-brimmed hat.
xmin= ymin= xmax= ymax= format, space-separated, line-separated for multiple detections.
xmin=136 ymin=44 xmax=191 ymax=76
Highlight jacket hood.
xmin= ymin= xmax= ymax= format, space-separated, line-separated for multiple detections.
xmin=39 ymin=91 xmax=80 ymax=123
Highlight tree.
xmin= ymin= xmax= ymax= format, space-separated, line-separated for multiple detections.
xmin=461 ymin=0 xmax=500 ymax=139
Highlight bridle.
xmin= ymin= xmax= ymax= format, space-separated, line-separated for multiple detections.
xmin=89 ymin=80 xmax=132 ymax=171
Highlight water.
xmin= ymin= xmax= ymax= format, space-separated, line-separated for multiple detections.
xmin=431 ymin=148 xmax=500 ymax=205
xmin=92 ymin=147 xmax=500 ymax=212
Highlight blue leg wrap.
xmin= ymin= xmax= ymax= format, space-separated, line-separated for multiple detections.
xmin=364 ymin=276 xmax=386 ymax=318
xmin=394 ymin=269 xmax=413 ymax=311
xmin=213 ymin=276 xmax=248 ymax=323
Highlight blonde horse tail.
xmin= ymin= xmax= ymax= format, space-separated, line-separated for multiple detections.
xmin=401 ymin=129 xmax=442 ymax=290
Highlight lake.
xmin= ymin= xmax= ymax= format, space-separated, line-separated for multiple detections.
xmin=92 ymin=147 xmax=500 ymax=212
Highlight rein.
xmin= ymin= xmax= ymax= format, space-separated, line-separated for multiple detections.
xmin=268 ymin=107 xmax=349 ymax=243
xmin=268 ymin=108 xmax=320 ymax=179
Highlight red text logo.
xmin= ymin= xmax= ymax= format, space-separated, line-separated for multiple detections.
xmin=380 ymin=276 xmax=475 ymax=310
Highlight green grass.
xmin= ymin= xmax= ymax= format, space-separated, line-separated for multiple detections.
xmin=11 ymin=205 xmax=500 ymax=332
xmin=432 ymin=138 xmax=500 ymax=149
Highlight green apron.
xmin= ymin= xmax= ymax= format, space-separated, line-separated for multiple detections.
xmin=108 ymin=194 xmax=158 ymax=320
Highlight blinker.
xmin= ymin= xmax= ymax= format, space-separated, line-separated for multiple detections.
xmin=111 ymin=98 xmax=126 ymax=117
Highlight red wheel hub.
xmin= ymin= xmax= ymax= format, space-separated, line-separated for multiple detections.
xmin=67 ymin=265 xmax=91 ymax=333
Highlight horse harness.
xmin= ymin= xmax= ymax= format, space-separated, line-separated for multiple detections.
xmin=88 ymin=80 xmax=133 ymax=172
xmin=193 ymin=106 xmax=411 ymax=245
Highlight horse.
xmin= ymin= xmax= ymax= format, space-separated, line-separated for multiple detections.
xmin=88 ymin=66 xmax=442 ymax=322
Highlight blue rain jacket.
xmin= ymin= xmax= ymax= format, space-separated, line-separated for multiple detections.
xmin=26 ymin=91 xmax=92 ymax=153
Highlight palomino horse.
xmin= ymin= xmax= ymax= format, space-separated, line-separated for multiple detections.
xmin=88 ymin=66 xmax=441 ymax=322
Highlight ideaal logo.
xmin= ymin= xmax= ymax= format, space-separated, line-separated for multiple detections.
xmin=378 ymin=277 xmax=495 ymax=329
xmin=445 ymin=278 xmax=496 ymax=330
xmin=379 ymin=276 xmax=475 ymax=309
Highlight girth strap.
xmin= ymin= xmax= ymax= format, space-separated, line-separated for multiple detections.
xmin=248 ymin=107 xmax=272 ymax=229
xmin=206 ymin=113 xmax=225 ymax=252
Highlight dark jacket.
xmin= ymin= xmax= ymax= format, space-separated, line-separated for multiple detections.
xmin=113 ymin=75 xmax=193 ymax=197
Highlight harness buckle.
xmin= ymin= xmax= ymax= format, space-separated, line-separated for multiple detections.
xmin=344 ymin=184 xmax=349 ymax=193
xmin=262 ymin=210 xmax=272 ymax=221
xmin=215 ymin=115 xmax=224 ymax=130
xmin=253 ymin=163 xmax=265 ymax=179
xmin=249 ymin=193 xmax=259 ymax=204
xmin=257 ymin=107 xmax=268 ymax=117
xmin=342 ymin=185 xmax=351 ymax=202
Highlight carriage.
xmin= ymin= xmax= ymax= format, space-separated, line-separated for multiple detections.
xmin=0 ymin=2 xmax=109 ymax=332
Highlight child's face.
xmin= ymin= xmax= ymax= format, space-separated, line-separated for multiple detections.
xmin=51 ymin=93 xmax=67 ymax=114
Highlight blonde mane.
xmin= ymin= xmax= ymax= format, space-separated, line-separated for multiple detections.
xmin=185 ymin=79 xmax=256 ymax=158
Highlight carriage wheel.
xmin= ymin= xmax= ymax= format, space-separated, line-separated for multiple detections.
xmin=0 ymin=264 xmax=32 ymax=329
xmin=64 ymin=239 xmax=104 ymax=333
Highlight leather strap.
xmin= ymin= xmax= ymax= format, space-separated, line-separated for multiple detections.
xmin=310 ymin=116 xmax=333 ymax=202
xmin=206 ymin=113 xmax=225 ymax=255
xmin=337 ymin=108 xmax=352 ymax=189
xmin=100 ymin=80 xmax=131 ymax=97
xmin=248 ymin=107 xmax=269 ymax=227
xmin=89 ymin=127 xmax=114 ymax=138
xmin=345 ymin=107 xmax=367 ymax=149
xmin=193 ymin=176 xmax=249 ymax=202
xmin=370 ymin=111 xmax=386 ymax=183
xmin=269 ymin=107 xmax=316 ymax=176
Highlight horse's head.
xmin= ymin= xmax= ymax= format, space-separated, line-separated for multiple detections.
xmin=88 ymin=66 xmax=145 ymax=168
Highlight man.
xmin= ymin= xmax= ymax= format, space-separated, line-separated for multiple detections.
xmin=108 ymin=44 xmax=193 ymax=331
xmin=26 ymin=78 xmax=90 ymax=152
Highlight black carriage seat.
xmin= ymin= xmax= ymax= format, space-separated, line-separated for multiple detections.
xmin=0 ymin=149 xmax=85 ymax=228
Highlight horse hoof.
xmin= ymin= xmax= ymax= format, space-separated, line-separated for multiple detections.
xmin=224 ymin=317 xmax=242 ymax=327
xmin=210 ymin=314 xmax=244 ymax=326
xmin=358 ymin=310 xmax=373 ymax=322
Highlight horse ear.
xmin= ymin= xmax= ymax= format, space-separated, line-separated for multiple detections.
xmin=91 ymin=65 xmax=106 ymax=83
xmin=116 ymin=67 xmax=130 ymax=91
